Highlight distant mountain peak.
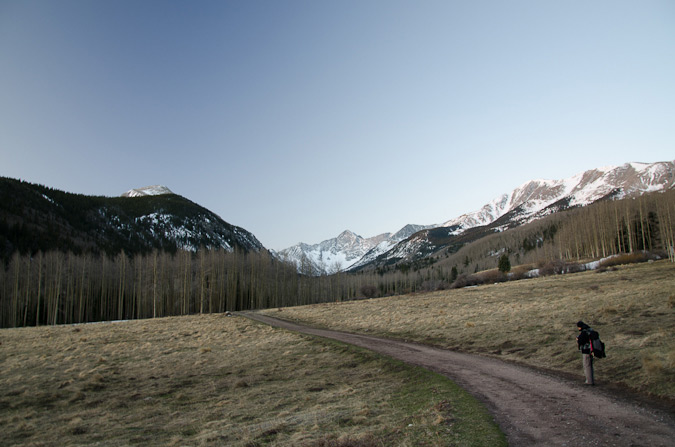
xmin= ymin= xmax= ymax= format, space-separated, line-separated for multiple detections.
xmin=121 ymin=185 xmax=174 ymax=197
xmin=337 ymin=229 xmax=358 ymax=239
xmin=278 ymin=224 xmax=432 ymax=274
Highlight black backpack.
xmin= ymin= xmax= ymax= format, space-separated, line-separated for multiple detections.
xmin=588 ymin=329 xmax=606 ymax=359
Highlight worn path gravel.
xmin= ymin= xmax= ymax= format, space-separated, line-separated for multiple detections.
xmin=242 ymin=312 xmax=674 ymax=447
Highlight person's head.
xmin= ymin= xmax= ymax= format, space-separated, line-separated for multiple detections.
xmin=577 ymin=321 xmax=588 ymax=330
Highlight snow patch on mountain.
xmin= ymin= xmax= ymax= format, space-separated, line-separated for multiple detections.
xmin=121 ymin=185 xmax=174 ymax=197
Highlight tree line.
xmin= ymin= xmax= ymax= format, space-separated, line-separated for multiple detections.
xmin=1 ymin=190 xmax=673 ymax=328
xmin=0 ymin=248 xmax=410 ymax=328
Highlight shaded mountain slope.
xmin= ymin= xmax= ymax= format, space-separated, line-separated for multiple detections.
xmin=0 ymin=177 xmax=264 ymax=260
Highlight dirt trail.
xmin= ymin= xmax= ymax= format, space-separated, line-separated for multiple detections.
xmin=242 ymin=312 xmax=674 ymax=447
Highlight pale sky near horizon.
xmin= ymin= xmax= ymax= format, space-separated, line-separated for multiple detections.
xmin=1 ymin=1 xmax=673 ymax=251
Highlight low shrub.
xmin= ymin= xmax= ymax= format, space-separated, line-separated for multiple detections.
xmin=450 ymin=274 xmax=477 ymax=289
xmin=509 ymin=265 xmax=534 ymax=281
xmin=360 ymin=285 xmax=378 ymax=299
xmin=600 ymin=252 xmax=657 ymax=268
xmin=451 ymin=270 xmax=507 ymax=289
xmin=536 ymin=259 xmax=566 ymax=276
xmin=421 ymin=280 xmax=450 ymax=292
xmin=479 ymin=269 xmax=508 ymax=284
xmin=536 ymin=260 xmax=586 ymax=276
xmin=565 ymin=262 xmax=586 ymax=274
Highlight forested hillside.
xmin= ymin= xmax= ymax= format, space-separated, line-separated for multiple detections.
xmin=0 ymin=177 xmax=264 ymax=261
xmin=1 ymin=189 xmax=673 ymax=328
xmin=428 ymin=189 xmax=675 ymax=277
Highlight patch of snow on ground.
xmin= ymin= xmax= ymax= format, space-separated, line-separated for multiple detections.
xmin=42 ymin=194 xmax=56 ymax=205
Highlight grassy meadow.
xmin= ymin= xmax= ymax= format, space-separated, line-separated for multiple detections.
xmin=0 ymin=313 xmax=505 ymax=446
xmin=263 ymin=260 xmax=675 ymax=401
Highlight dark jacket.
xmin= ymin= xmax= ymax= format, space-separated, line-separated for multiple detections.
xmin=576 ymin=323 xmax=593 ymax=354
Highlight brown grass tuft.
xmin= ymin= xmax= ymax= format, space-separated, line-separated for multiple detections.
xmin=313 ymin=433 xmax=381 ymax=447
xmin=640 ymin=350 xmax=673 ymax=382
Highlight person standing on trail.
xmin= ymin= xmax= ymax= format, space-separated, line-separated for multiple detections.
xmin=576 ymin=321 xmax=595 ymax=385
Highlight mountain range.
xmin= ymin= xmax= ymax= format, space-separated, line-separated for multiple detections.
xmin=1 ymin=160 xmax=672 ymax=268
xmin=278 ymin=161 xmax=675 ymax=273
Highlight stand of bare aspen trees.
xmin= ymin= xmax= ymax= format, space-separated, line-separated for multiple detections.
xmin=0 ymin=248 xmax=384 ymax=328
xmin=1 ymin=191 xmax=673 ymax=328
xmin=545 ymin=190 xmax=674 ymax=262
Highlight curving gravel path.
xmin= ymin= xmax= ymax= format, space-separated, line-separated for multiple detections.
xmin=242 ymin=312 xmax=675 ymax=447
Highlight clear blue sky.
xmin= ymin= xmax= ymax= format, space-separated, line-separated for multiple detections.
xmin=1 ymin=1 xmax=673 ymax=250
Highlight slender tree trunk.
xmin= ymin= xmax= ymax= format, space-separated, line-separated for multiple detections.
xmin=36 ymin=252 xmax=43 ymax=326
xmin=153 ymin=251 xmax=158 ymax=318
xmin=23 ymin=254 xmax=32 ymax=327
xmin=118 ymin=251 xmax=126 ymax=320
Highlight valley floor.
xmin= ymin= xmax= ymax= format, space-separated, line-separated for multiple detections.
xmin=245 ymin=312 xmax=675 ymax=447
xmin=0 ymin=313 xmax=504 ymax=446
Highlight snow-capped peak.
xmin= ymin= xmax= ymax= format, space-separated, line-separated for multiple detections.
xmin=121 ymin=185 xmax=174 ymax=197
xmin=442 ymin=160 xmax=674 ymax=232
xmin=277 ymin=224 xmax=433 ymax=274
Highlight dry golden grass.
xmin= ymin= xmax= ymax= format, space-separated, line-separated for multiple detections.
xmin=0 ymin=313 xmax=504 ymax=446
xmin=264 ymin=261 xmax=675 ymax=400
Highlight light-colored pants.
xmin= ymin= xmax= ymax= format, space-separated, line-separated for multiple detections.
xmin=582 ymin=353 xmax=594 ymax=384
